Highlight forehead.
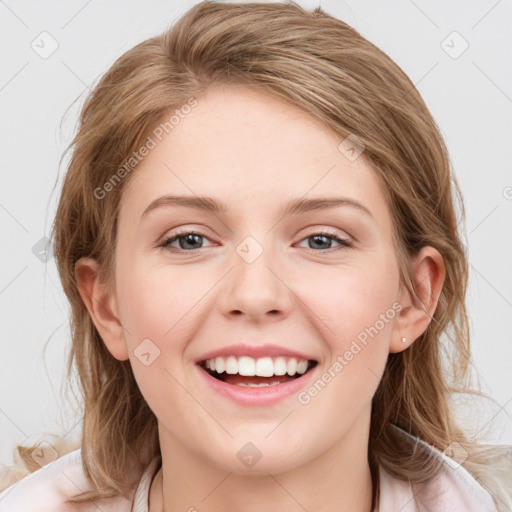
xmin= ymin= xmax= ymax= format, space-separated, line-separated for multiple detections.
xmin=120 ymin=84 xmax=391 ymax=229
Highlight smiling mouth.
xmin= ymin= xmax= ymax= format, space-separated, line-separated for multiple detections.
xmin=198 ymin=356 xmax=318 ymax=387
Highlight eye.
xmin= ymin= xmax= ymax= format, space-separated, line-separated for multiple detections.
xmin=158 ymin=229 xmax=353 ymax=253
xmin=159 ymin=230 xmax=215 ymax=252
xmin=296 ymin=231 xmax=353 ymax=251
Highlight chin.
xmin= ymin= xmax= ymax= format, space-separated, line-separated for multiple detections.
xmin=202 ymin=437 xmax=313 ymax=476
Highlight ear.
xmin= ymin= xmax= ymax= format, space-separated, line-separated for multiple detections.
xmin=390 ymin=246 xmax=446 ymax=354
xmin=74 ymin=257 xmax=129 ymax=361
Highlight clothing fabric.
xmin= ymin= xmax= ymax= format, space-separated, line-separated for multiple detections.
xmin=0 ymin=427 xmax=500 ymax=511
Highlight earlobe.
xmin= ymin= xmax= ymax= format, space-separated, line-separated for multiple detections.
xmin=390 ymin=246 xmax=446 ymax=354
xmin=74 ymin=257 xmax=129 ymax=361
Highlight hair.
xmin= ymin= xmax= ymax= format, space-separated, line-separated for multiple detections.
xmin=2 ymin=1 xmax=511 ymax=510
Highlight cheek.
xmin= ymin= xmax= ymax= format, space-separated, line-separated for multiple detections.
xmin=295 ymin=283 xmax=395 ymax=423
xmin=114 ymin=264 xmax=208 ymax=421
xmin=295 ymin=260 xmax=398 ymax=399
xmin=299 ymin=259 xmax=399 ymax=345
xmin=116 ymin=262 xmax=208 ymax=346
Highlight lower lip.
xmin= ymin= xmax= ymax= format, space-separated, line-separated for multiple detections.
xmin=196 ymin=364 xmax=317 ymax=406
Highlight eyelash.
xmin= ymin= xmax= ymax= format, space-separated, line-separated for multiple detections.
xmin=158 ymin=229 xmax=353 ymax=253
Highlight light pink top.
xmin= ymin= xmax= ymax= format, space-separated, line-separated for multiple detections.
xmin=0 ymin=429 xmax=500 ymax=511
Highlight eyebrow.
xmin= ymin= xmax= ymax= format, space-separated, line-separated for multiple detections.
xmin=140 ymin=194 xmax=373 ymax=221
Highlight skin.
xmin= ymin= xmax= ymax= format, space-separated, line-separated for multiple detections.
xmin=76 ymin=84 xmax=445 ymax=512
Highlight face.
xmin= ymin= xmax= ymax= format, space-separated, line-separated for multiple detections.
xmin=110 ymin=84 xmax=405 ymax=474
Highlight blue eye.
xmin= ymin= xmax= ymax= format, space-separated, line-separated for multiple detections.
xmin=159 ymin=230 xmax=353 ymax=253
xmin=159 ymin=231 xmax=213 ymax=251
xmin=298 ymin=231 xmax=353 ymax=251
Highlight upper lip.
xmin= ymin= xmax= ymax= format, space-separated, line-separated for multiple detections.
xmin=195 ymin=343 xmax=317 ymax=363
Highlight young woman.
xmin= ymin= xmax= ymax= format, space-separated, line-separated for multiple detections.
xmin=1 ymin=2 xmax=511 ymax=511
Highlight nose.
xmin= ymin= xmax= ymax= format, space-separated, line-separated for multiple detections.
xmin=217 ymin=239 xmax=294 ymax=323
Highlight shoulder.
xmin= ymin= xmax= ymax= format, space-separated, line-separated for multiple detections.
xmin=379 ymin=459 xmax=500 ymax=512
xmin=378 ymin=426 xmax=508 ymax=512
xmin=0 ymin=448 xmax=134 ymax=512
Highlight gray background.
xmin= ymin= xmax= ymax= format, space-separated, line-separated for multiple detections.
xmin=1 ymin=0 xmax=511 ymax=466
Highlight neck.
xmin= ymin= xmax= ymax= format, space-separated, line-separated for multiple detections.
xmin=149 ymin=412 xmax=375 ymax=512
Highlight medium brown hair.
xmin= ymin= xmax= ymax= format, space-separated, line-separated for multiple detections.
xmin=2 ymin=1 xmax=511 ymax=510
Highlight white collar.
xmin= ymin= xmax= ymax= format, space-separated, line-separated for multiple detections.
xmin=377 ymin=425 xmax=498 ymax=511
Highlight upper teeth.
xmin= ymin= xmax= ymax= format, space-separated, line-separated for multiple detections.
xmin=205 ymin=356 xmax=309 ymax=377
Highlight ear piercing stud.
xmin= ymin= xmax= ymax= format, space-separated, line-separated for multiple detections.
xmin=401 ymin=337 xmax=407 ymax=343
